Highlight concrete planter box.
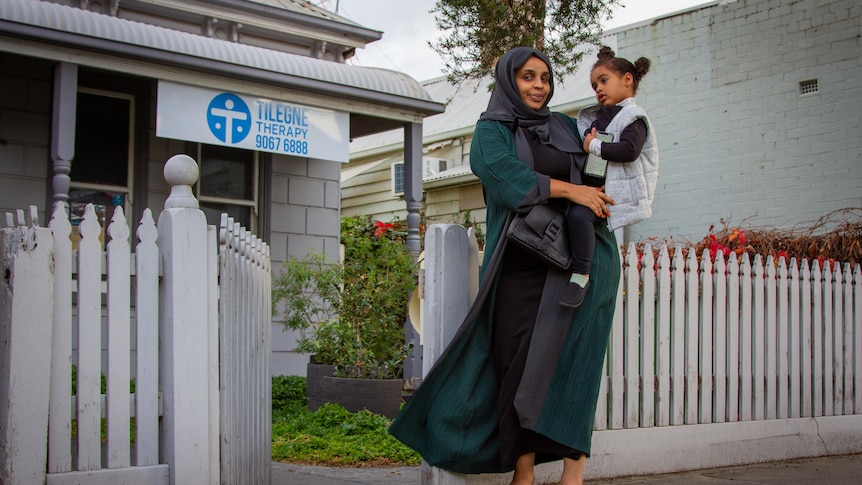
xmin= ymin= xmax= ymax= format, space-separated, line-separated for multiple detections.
xmin=320 ymin=376 xmax=403 ymax=419
xmin=306 ymin=361 xmax=337 ymax=412
xmin=306 ymin=358 xmax=403 ymax=418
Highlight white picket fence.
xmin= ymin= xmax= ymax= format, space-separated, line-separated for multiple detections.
xmin=0 ymin=155 xmax=272 ymax=485
xmin=218 ymin=214 xmax=272 ymax=485
xmin=595 ymin=244 xmax=862 ymax=432
xmin=419 ymin=224 xmax=862 ymax=484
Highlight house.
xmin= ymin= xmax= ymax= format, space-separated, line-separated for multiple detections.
xmin=345 ymin=0 xmax=862 ymax=246
xmin=0 ymin=0 xmax=443 ymax=376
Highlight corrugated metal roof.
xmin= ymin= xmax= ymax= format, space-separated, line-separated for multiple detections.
xmin=186 ymin=0 xmax=382 ymax=43
xmin=0 ymin=0 xmax=441 ymax=115
xmin=247 ymin=0 xmax=356 ymax=24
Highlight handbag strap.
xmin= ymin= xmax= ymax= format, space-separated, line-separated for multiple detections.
xmin=510 ymin=115 xmax=580 ymax=219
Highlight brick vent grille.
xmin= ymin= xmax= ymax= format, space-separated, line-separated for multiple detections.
xmin=799 ymin=79 xmax=819 ymax=95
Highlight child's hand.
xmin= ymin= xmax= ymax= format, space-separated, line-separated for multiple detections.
xmin=583 ymin=128 xmax=597 ymax=152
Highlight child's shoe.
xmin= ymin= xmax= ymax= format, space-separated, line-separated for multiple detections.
xmin=560 ymin=274 xmax=590 ymax=308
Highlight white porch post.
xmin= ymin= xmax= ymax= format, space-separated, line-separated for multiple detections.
xmin=157 ymin=155 xmax=219 ymax=485
xmin=0 ymin=210 xmax=55 ymax=485
xmin=50 ymin=62 xmax=77 ymax=207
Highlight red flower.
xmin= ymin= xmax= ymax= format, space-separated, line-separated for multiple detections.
xmin=373 ymin=221 xmax=395 ymax=238
xmin=728 ymin=228 xmax=746 ymax=245
xmin=815 ymin=254 xmax=834 ymax=271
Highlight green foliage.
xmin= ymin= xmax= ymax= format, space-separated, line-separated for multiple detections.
xmin=337 ymin=216 xmax=418 ymax=378
xmin=70 ymin=365 xmax=137 ymax=443
xmin=272 ymin=252 xmax=343 ymax=365
xmin=431 ymin=0 xmax=619 ymax=85
xmin=272 ymin=216 xmax=418 ymax=379
xmin=71 ymin=365 xmax=135 ymax=395
xmin=271 ymin=377 xmax=420 ymax=466
xmin=272 ymin=375 xmax=307 ymax=412
xmin=456 ymin=209 xmax=485 ymax=249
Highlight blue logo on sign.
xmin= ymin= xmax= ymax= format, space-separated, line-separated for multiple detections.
xmin=207 ymin=93 xmax=251 ymax=144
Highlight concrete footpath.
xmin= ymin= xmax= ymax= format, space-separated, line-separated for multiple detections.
xmin=272 ymin=453 xmax=862 ymax=484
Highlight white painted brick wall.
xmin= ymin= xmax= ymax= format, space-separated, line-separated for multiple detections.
xmin=613 ymin=0 xmax=861 ymax=243
xmin=269 ymin=154 xmax=342 ymax=376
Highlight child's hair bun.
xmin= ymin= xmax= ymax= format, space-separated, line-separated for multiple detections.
xmin=633 ymin=57 xmax=651 ymax=81
xmin=597 ymin=46 xmax=616 ymax=62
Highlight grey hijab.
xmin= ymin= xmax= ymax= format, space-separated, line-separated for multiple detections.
xmin=479 ymin=47 xmax=581 ymax=154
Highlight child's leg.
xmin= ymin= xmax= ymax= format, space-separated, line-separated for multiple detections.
xmin=561 ymin=205 xmax=597 ymax=308
xmin=567 ymin=205 xmax=596 ymax=275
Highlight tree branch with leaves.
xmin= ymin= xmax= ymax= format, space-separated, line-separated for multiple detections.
xmin=431 ymin=0 xmax=619 ymax=85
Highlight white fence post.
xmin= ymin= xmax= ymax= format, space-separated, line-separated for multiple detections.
xmin=423 ymin=224 xmax=470 ymax=485
xmin=0 ymin=208 xmax=54 ymax=485
xmin=423 ymin=224 xmax=470 ymax=376
xmin=158 ymin=155 xmax=218 ymax=485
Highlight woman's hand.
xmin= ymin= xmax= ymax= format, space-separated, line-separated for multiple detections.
xmin=549 ymin=178 xmax=615 ymax=218
xmin=583 ymin=128 xmax=597 ymax=153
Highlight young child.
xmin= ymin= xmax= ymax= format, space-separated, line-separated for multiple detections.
xmin=561 ymin=46 xmax=660 ymax=308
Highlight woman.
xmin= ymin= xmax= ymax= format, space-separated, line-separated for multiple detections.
xmin=389 ymin=47 xmax=620 ymax=485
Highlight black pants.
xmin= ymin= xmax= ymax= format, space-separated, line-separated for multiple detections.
xmin=566 ymin=204 xmax=598 ymax=275
xmin=493 ymin=246 xmax=584 ymax=470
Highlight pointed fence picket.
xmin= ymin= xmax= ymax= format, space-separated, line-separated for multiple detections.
xmin=135 ymin=209 xmax=160 ymax=467
xmin=48 ymin=204 xmax=73 ymax=473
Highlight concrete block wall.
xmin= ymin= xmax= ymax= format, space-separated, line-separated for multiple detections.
xmin=269 ymin=154 xmax=342 ymax=376
xmin=614 ymin=0 xmax=861 ymax=243
xmin=0 ymin=54 xmax=52 ymax=223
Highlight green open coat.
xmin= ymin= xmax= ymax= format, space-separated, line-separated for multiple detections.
xmin=389 ymin=116 xmax=620 ymax=474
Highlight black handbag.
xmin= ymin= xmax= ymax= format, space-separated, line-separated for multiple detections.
xmin=506 ymin=204 xmax=572 ymax=270
xmin=504 ymin=116 xmax=578 ymax=270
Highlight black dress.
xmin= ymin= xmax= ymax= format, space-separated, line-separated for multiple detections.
xmin=493 ymin=129 xmax=584 ymax=469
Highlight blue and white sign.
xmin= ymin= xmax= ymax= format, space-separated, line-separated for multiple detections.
xmin=156 ymin=81 xmax=349 ymax=163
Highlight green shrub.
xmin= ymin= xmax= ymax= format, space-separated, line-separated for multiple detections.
xmin=272 ymin=216 xmax=418 ymax=379
xmin=272 ymin=375 xmax=306 ymax=413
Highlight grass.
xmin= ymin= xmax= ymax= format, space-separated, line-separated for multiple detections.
xmin=67 ymin=371 xmax=418 ymax=465
xmin=270 ymin=375 xmax=420 ymax=467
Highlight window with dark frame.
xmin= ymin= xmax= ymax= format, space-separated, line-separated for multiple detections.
xmin=69 ymin=88 xmax=134 ymax=247
xmin=392 ymin=162 xmax=405 ymax=195
xmin=196 ymin=144 xmax=258 ymax=231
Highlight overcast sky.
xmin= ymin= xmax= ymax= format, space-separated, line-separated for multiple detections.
xmin=322 ymin=0 xmax=713 ymax=81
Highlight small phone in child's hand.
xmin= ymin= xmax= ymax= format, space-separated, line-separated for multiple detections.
xmin=584 ymin=131 xmax=614 ymax=178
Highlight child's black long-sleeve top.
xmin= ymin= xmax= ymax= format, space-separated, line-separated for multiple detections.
xmin=582 ymin=105 xmax=648 ymax=186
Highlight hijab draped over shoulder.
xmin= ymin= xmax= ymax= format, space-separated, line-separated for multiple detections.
xmin=479 ymin=47 xmax=581 ymax=155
